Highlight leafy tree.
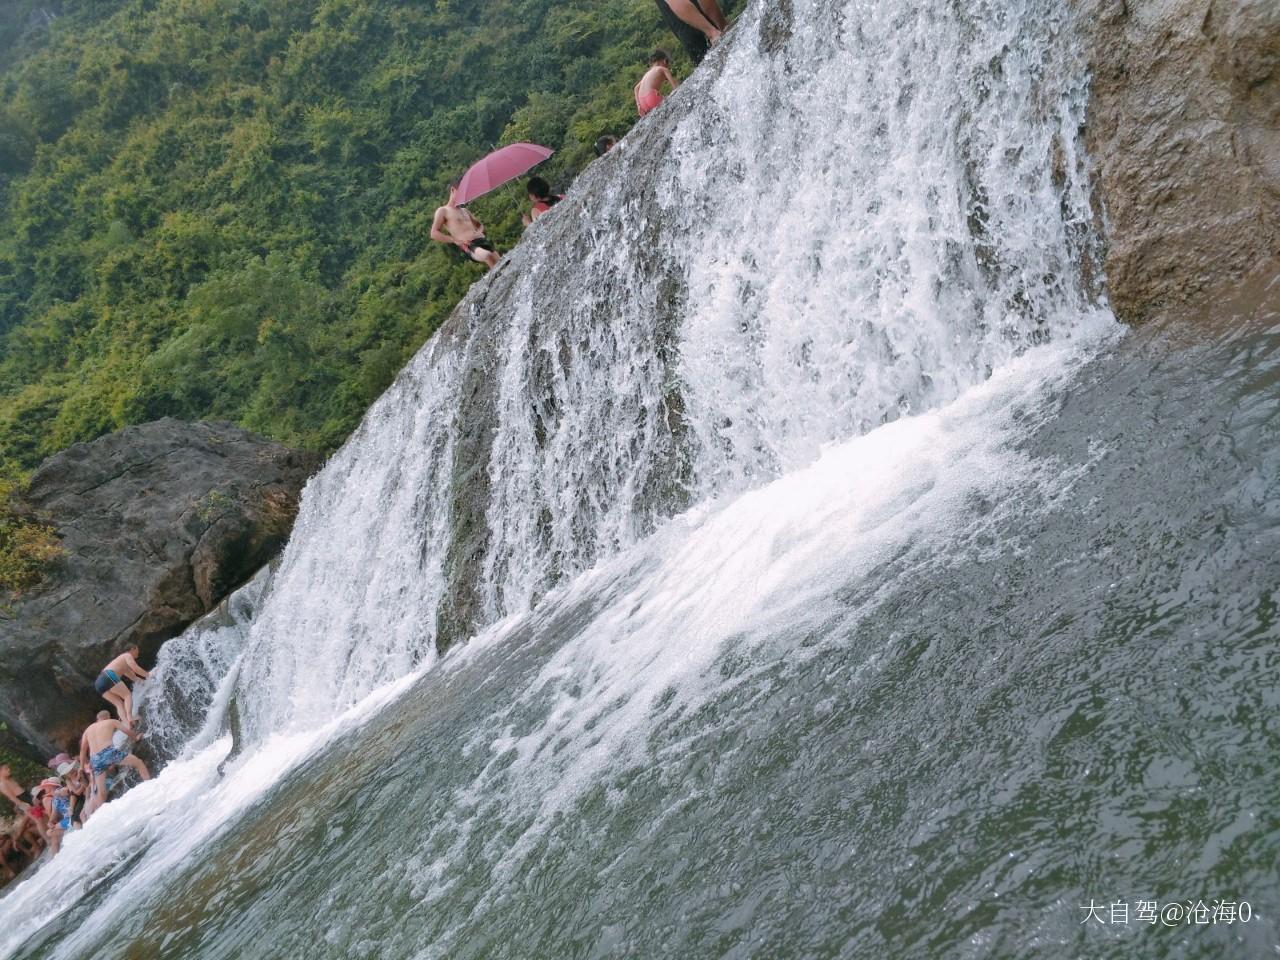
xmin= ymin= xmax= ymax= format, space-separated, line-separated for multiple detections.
xmin=0 ymin=0 xmax=703 ymax=469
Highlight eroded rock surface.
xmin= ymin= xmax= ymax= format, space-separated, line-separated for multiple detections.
xmin=0 ymin=419 xmax=318 ymax=757
xmin=1078 ymin=0 xmax=1280 ymax=320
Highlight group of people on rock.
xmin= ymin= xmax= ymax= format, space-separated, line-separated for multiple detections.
xmin=429 ymin=3 xmax=732 ymax=271
xmin=0 ymin=646 xmax=152 ymax=883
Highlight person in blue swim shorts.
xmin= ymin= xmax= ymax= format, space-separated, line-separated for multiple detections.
xmin=78 ymin=711 xmax=150 ymax=821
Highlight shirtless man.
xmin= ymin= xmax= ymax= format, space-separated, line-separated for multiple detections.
xmin=635 ymin=50 xmax=678 ymax=117
xmin=94 ymin=644 xmax=149 ymax=726
xmin=430 ymin=182 xmax=500 ymax=269
xmin=79 ymin=712 xmax=149 ymax=820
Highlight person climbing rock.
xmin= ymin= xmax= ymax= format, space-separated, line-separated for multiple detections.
xmin=93 ymin=643 xmax=149 ymax=726
xmin=594 ymin=135 xmax=617 ymax=157
xmin=79 ymin=711 xmax=149 ymax=821
xmin=430 ymin=182 xmax=500 ymax=270
xmin=635 ymin=50 xmax=678 ymax=117
xmin=522 ymin=176 xmax=562 ymax=227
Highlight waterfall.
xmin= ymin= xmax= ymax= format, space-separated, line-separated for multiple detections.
xmin=191 ymin=0 xmax=1106 ymax=747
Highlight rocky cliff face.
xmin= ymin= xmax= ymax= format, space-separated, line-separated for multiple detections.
xmin=1077 ymin=0 xmax=1280 ymax=320
xmin=0 ymin=419 xmax=318 ymax=757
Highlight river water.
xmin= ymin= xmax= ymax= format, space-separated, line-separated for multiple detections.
xmin=4 ymin=0 xmax=1278 ymax=956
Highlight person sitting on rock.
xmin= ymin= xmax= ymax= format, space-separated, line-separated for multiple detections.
xmin=521 ymin=177 xmax=563 ymax=227
xmin=0 ymin=826 xmax=19 ymax=882
xmin=430 ymin=182 xmax=500 ymax=270
xmin=20 ymin=788 xmax=48 ymax=847
xmin=7 ymin=785 xmax=45 ymax=858
xmin=0 ymin=763 xmax=46 ymax=861
xmin=93 ymin=644 xmax=149 ymax=726
xmin=635 ymin=49 xmax=678 ymax=117
xmin=79 ymin=711 xmax=149 ymax=820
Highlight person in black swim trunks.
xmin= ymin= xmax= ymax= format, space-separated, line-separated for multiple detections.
xmin=653 ymin=0 xmax=728 ymax=61
xmin=93 ymin=643 xmax=149 ymax=726
xmin=430 ymin=182 xmax=500 ymax=270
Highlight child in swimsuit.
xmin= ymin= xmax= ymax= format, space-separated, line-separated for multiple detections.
xmin=634 ymin=50 xmax=678 ymax=117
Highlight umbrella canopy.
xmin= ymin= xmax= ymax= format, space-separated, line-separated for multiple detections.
xmin=454 ymin=142 xmax=554 ymax=205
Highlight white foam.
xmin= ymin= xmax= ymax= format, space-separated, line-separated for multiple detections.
xmin=0 ymin=670 xmax=424 ymax=959
xmin=410 ymin=314 xmax=1119 ymax=934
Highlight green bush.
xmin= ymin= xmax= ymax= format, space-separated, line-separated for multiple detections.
xmin=0 ymin=476 xmax=61 ymax=596
xmin=0 ymin=0 xmax=692 ymax=468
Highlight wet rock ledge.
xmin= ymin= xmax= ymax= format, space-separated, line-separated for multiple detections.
xmin=0 ymin=419 xmax=319 ymax=758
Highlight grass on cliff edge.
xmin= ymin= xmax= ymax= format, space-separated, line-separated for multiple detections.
xmin=0 ymin=476 xmax=62 ymax=596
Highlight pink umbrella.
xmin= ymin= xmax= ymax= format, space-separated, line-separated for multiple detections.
xmin=454 ymin=142 xmax=554 ymax=205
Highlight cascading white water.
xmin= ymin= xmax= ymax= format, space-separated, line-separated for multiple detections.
xmin=220 ymin=0 xmax=1102 ymax=744
xmin=0 ymin=1 xmax=1119 ymax=950
xmin=132 ymin=566 xmax=273 ymax=758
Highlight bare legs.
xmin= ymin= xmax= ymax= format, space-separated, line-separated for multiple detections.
xmin=84 ymin=755 xmax=151 ymax=821
xmin=125 ymin=754 xmax=151 ymax=781
xmin=102 ymin=682 xmax=132 ymax=725
xmin=698 ymin=0 xmax=729 ymax=30
xmin=86 ymin=772 xmax=108 ymax=820
xmin=468 ymin=246 xmax=500 ymax=270
xmin=666 ymin=0 xmax=723 ymax=42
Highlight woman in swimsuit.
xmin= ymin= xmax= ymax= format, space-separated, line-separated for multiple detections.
xmin=521 ymin=177 xmax=563 ymax=227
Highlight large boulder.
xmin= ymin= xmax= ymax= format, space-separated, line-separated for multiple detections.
xmin=1077 ymin=0 xmax=1280 ymax=321
xmin=0 ymin=419 xmax=319 ymax=757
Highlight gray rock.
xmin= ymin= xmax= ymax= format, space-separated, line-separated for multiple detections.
xmin=0 ymin=419 xmax=319 ymax=757
xmin=1076 ymin=0 xmax=1280 ymax=320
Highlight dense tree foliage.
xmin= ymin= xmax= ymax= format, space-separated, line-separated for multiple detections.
xmin=0 ymin=0 xmax=687 ymax=473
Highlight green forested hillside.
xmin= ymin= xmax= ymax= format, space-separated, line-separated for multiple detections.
xmin=1 ymin=1 xmax=109 ymax=71
xmin=0 ymin=0 xmax=683 ymax=473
